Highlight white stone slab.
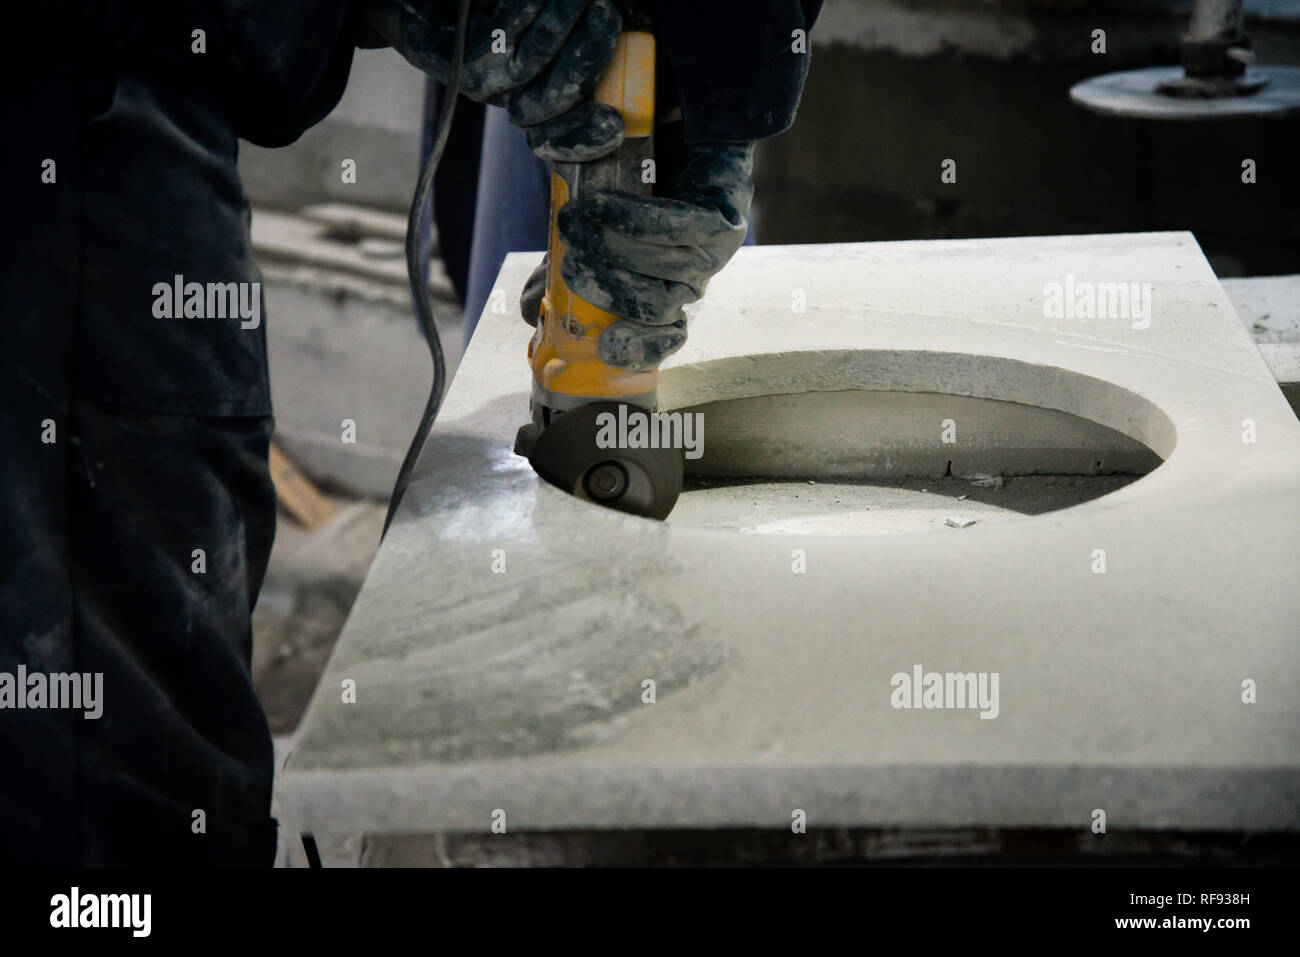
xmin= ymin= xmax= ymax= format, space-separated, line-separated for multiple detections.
xmin=280 ymin=233 xmax=1300 ymax=837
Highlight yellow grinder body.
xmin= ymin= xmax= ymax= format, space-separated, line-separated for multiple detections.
xmin=515 ymin=8 xmax=684 ymax=522
xmin=526 ymin=29 xmax=657 ymax=418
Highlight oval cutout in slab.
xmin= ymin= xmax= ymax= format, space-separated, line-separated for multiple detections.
xmin=667 ymin=390 xmax=1161 ymax=535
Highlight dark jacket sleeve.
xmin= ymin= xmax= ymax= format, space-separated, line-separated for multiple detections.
xmin=654 ymin=0 xmax=821 ymax=144
xmin=110 ymin=0 xmax=362 ymax=147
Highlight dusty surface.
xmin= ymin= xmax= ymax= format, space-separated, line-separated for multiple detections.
xmin=672 ymin=474 xmax=1140 ymax=537
xmin=249 ymin=475 xmax=1141 ymax=730
xmin=680 ymin=388 xmax=1160 ymax=480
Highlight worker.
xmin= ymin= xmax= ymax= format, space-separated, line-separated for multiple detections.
xmin=0 ymin=0 xmax=819 ymax=866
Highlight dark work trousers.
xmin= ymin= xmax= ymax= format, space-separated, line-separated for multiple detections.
xmin=1 ymin=41 xmax=278 ymax=865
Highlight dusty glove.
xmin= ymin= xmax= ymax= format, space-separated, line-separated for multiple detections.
xmin=365 ymin=0 xmax=625 ymax=161
xmin=521 ymin=137 xmax=754 ymax=371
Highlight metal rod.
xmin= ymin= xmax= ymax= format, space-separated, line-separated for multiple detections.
xmin=1188 ymin=0 xmax=1244 ymax=43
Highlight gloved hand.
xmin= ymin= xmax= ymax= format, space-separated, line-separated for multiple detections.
xmin=521 ymin=137 xmax=755 ymax=371
xmin=364 ymin=0 xmax=625 ymax=161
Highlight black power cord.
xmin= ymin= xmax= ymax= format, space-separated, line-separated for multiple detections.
xmin=383 ymin=0 xmax=473 ymax=537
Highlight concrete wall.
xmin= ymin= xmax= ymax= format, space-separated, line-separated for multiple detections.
xmin=238 ymin=48 xmax=425 ymax=213
xmin=753 ymin=0 xmax=1300 ymax=276
xmin=237 ymin=4 xmax=1300 ymax=275
xmin=237 ymin=51 xmax=441 ymax=499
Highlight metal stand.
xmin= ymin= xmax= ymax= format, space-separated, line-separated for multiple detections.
xmin=1071 ymin=0 xmax=1300 ymax=119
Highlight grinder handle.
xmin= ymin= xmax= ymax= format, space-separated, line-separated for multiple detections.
xmin=528 ymin=7 xmax=658 ymax=408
